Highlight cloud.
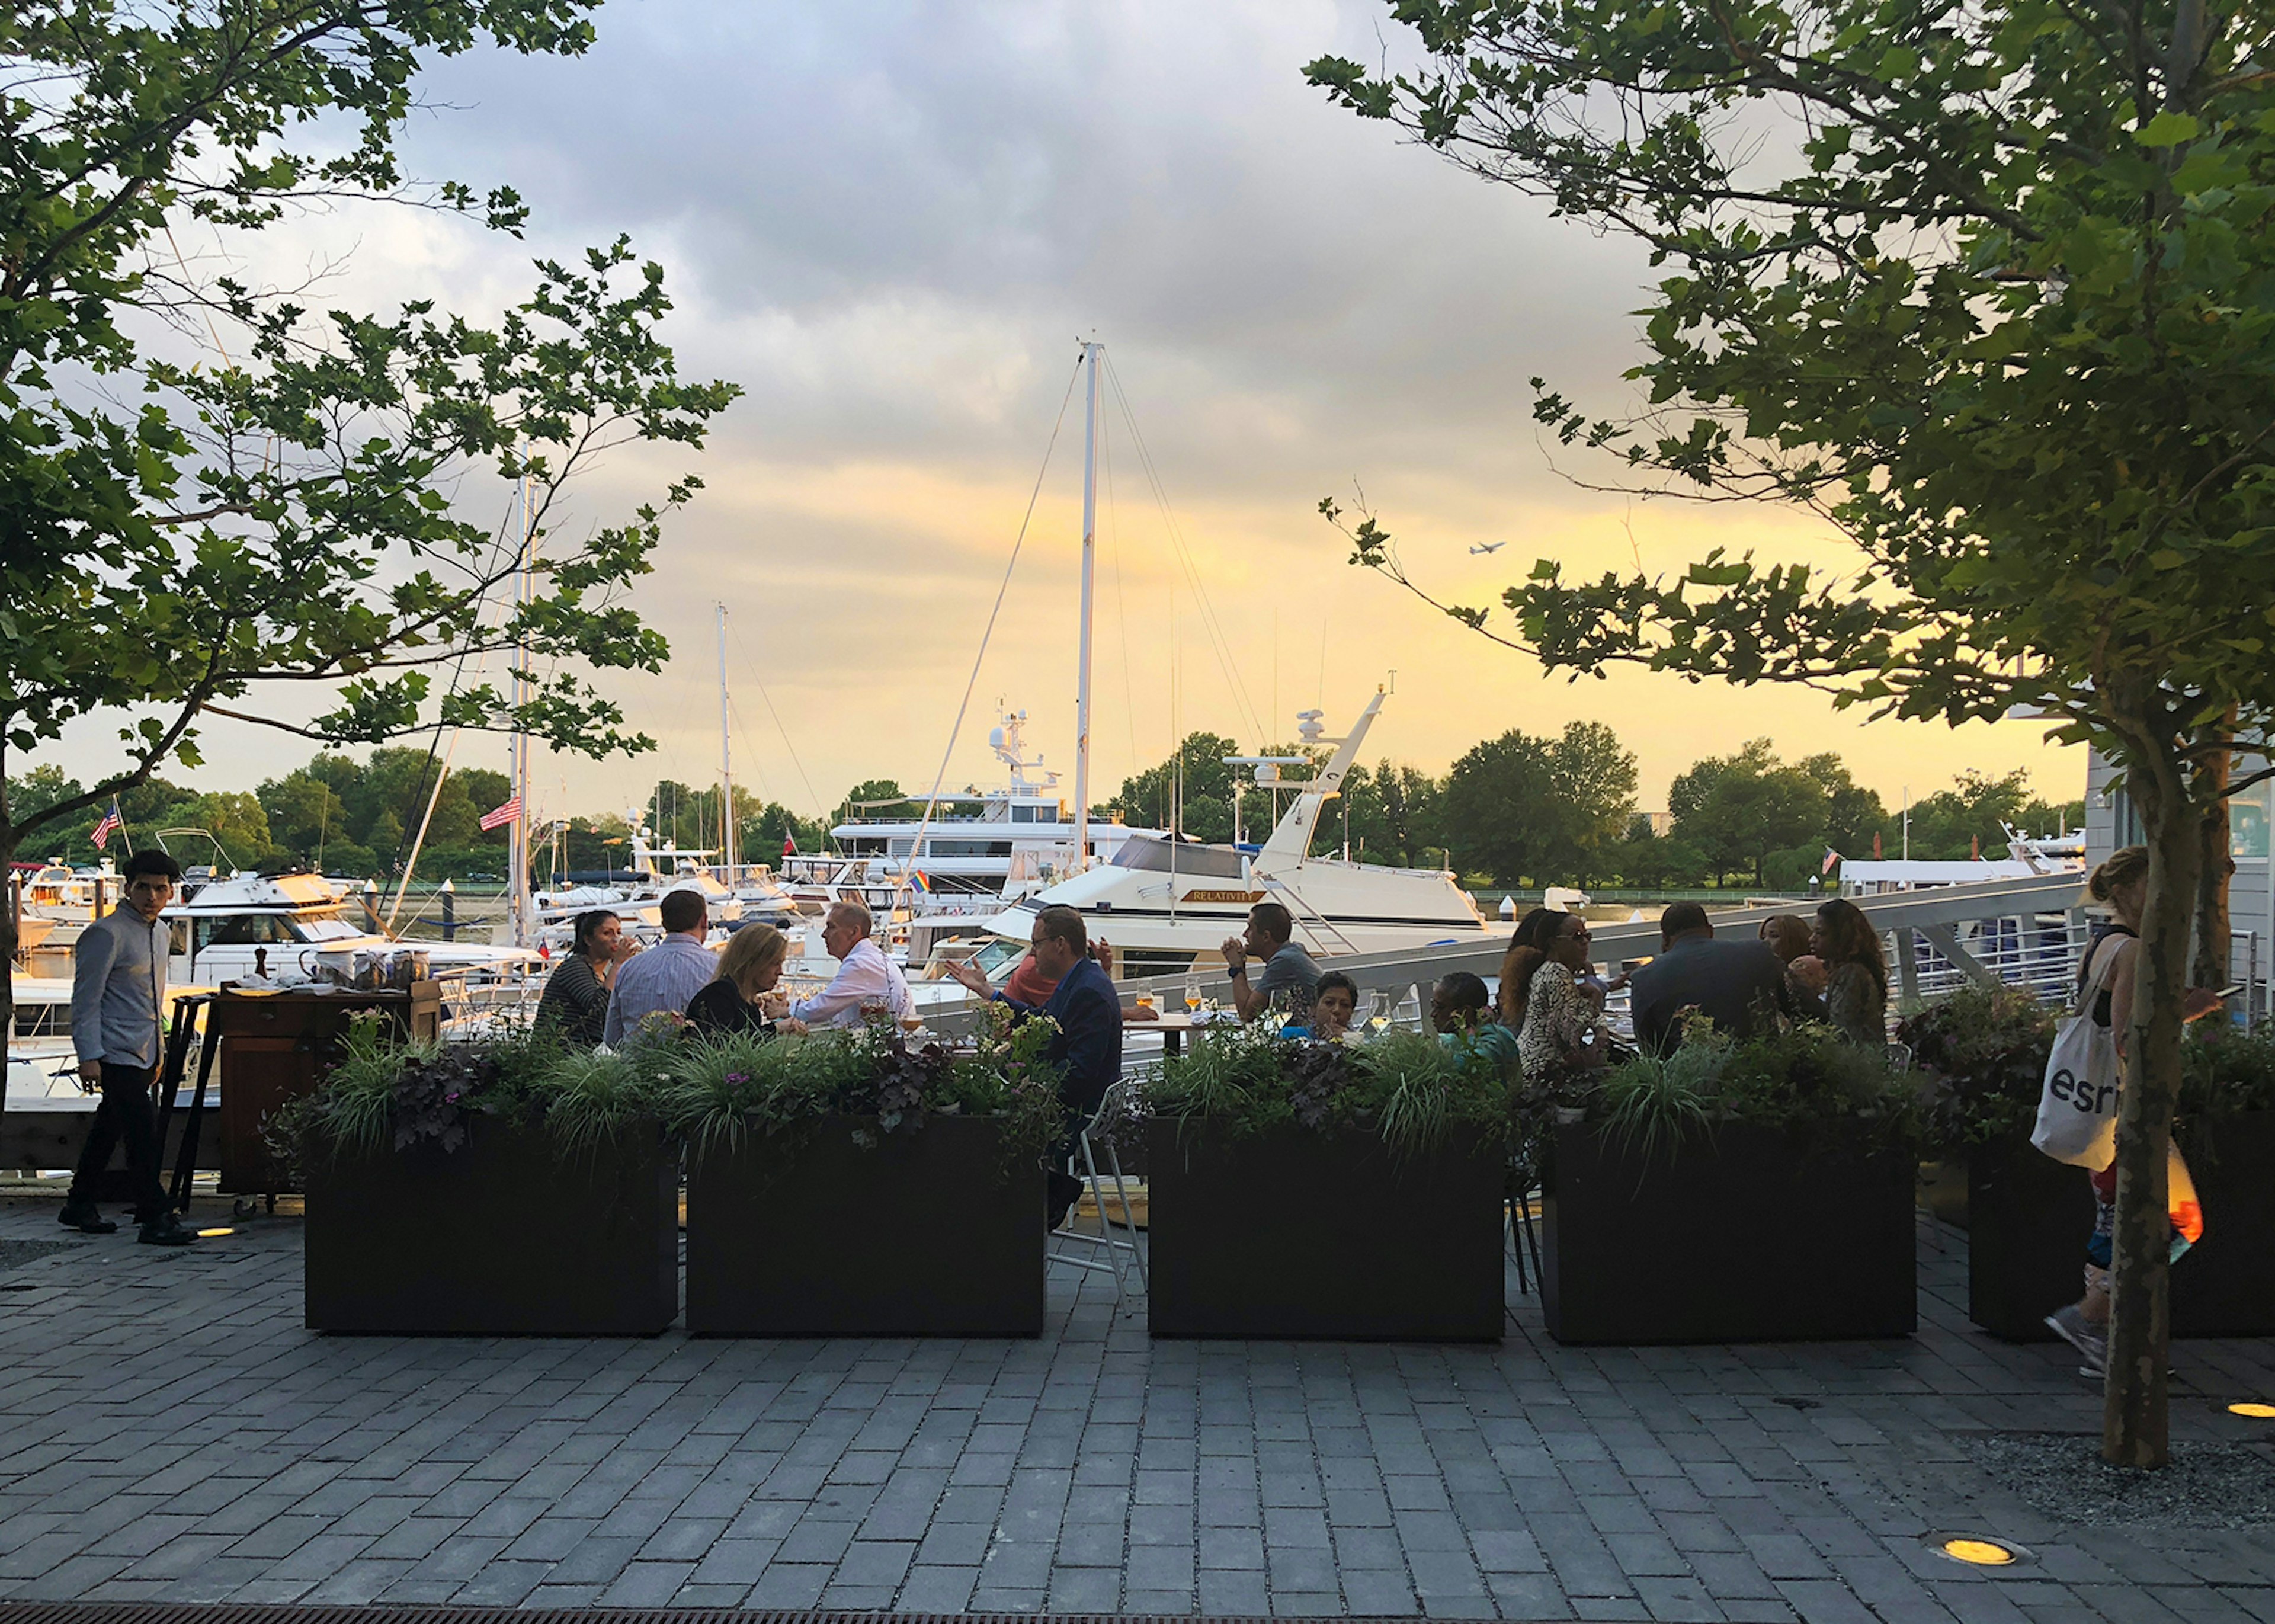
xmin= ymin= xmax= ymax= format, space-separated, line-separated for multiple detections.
xmin=30 ymin=0 xmax=2081 ymax=831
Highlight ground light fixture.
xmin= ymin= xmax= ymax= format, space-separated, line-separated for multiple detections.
xmin=1924 ymin=1532 xmax=2033 ymax=1569
xmin=1942 ymin=1539 xmax=2018 ymax=1566
xmin=2228 ymin=1401 xmax=2275 ymax=1419
xmin=196 ymin=1227 xmax=236 ymax=1238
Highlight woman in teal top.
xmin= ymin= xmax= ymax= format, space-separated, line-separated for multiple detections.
xmin=1431 ymin=972 xmax=1519 ymax=1066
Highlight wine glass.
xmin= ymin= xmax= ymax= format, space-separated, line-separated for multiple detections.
xmin=1184 ymin=977 xmax=1201 ymax=1014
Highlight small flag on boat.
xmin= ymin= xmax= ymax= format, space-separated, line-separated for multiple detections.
xmin=1821 ymin=848 xmax=1841 ymax=875
xmin=90 ymin=800 xmax=123 ymax=850
xmin=783 ymin=835 xmax=796 ymax=857
xmin=479 ymin=794 xmax=523 ymax=832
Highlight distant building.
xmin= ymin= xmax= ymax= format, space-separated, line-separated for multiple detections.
xmin=2085 ymin=748 xmax=2274 ymax=981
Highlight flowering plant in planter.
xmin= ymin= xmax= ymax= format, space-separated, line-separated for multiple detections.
xmin=1534 ymin=1018 xmax=1923 ymax=1172
xmin=1142 ymin=1026 xmax=1512 ymax=1161
xmin=657 ymin=1005 xmax=1066 ymax=1179
xmin=1898 ymin=984 xmax=2056 ymax=1152
xmin=271 ymin=1013 xmax=657 ymax=1170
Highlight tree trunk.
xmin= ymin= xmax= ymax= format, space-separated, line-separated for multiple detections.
xmin=2192 ymin=737 xmax=2234 ymax=998
xmin=2100 ymin=709 xmax=2202 ymax=1468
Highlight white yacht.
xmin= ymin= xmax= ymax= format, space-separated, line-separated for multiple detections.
xmin=786 ymin=710 xmax=1163 ymax=918
xmin=166 ymin=870 xmax=540 ymax=986
xmin=973 ymin=689 xmax=1493 ymax=979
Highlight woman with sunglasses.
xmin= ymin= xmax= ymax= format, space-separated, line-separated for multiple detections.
xmin=1508 ymin=908 xmax=1611 ymax=1082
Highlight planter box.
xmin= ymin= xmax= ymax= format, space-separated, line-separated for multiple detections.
xmin=685 ymin=1114 xmax=1043 ymax=1337
xmin=1543 ymin=1120 xmax=1915 ymax=1344
xmin=1967 ymin=1114 xmax=2275 ymax=1341
xmin=1964 ymin=1137 xmax=2089 ymax=1342
xmin=305 ymin=1117 xmax=678 ymax=1335
xmin=1145 ymin=1120 xmax=1505 ymax=1340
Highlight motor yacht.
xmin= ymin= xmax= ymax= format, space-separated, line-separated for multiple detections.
xmin=166 ymin=870 xmax=540 ymax=986
xmin=970 ymin=690 xmax=1492 ymax=979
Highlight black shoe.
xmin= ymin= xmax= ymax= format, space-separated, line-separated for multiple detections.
xmin=58 ymin=1203 xmax=117 ymax=1235
xmin=137 ymin=1214 xmax=192 ymax=1247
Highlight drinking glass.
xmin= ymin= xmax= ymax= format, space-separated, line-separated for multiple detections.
xmin=1184 ymin=978 xmax=1201 ymax=1014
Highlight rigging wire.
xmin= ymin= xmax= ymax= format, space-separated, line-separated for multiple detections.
xmin=1100 ymin=353 xmax=1266 ymax=743
xmin=732 ymin=638 xmax=830 ymax=821
xmin=903 ymin=351 xmax=1086 ymax=879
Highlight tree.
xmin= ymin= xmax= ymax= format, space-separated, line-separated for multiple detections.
xmin=1545 ymin=720 xmax=1640 ymax=883
xmin=1106 ymin=736 xmax=1241 ymax=844
xmin=1310 ymin=0 xmax=2275 ymax=1463
xmin=1668 ymin=742 xmax=1828 ymax=885
xmin=0 ymin=2 xmax=738 ymax=1041
xmin=258 ymin=770 xmax=351 ymax=864
xmin=1440 ymin=730 xmax=1556 ymax=884
xmin=1799 ymin=756 xmax=1888 ymax=859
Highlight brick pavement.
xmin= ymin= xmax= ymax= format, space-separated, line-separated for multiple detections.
xmin=0 ymin=1191 xmax=2269 ymax=1622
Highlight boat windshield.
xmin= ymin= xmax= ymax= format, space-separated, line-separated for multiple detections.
xmin=1107 ymin=837 xmax=1245 ymax=878
xmin=292 ymin=915 xmax=364 ymax=943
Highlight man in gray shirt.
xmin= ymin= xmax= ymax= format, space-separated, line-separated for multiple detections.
xmin=1221 ymin=901 xmax=1322 ymax=1023
xmin=65 ymin=848 xmax=192 ymax=1244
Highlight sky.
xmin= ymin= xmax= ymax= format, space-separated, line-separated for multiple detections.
xmin=43 ymin=0 xmax=2082 ymax=829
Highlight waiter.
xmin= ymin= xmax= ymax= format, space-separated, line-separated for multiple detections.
xmin=62 ymin=848 xmax=193 ymax=1245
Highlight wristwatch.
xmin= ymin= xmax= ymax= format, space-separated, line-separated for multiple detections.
xmin=1227 ymin=962 xmax=1247 ymax=977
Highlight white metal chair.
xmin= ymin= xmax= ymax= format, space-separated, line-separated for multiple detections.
xmin=1047 ymin=1078 xmax=1148 ymax=1301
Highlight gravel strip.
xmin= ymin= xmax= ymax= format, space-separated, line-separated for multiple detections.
xmin=0 ymin=1237 xmax=73 ymax=1275
xmin=1968 ymin=1431 xmax=2275 ymax=1530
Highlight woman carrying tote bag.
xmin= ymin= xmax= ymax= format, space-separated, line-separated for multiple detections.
xmin=2039 ymin=847 xmax=2215 ymax=1377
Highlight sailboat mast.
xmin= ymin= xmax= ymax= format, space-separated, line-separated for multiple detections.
xmin=1074 ymin=340 xmax=1100 ymax=872
xmin=716 ymin=601 xmax=735 ymax=877
xmin=504 ymin=473 xmax=534 ymax=947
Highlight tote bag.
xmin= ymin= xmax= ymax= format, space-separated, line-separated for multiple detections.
xmin=2032 ymin=931 xmax=2127 ymax=1170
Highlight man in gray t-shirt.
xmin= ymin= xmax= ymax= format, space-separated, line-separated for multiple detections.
xmin=1222 ymin=901 xmax=1321 ymax=1023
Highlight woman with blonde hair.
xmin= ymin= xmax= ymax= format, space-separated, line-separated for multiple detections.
xmin=2043 ymin=845 xmax=2220 ymax=1376
xmin=684 ymin=923 xmax=805 ymax=1037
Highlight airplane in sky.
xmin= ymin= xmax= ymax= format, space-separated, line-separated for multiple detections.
xmin=1469 ymin=542 xmax=1507 ymax=555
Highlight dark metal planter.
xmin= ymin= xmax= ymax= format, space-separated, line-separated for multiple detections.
xmin=304 ymin=1117 xmax=678 ymax=1335
xmin=1542 ymin=1119 xmax=1917 ymax=1344
xmin=684 ymin=1114 xmax=1044 ymax=1337
xmin=1145 ymin=1119 xmax=1506 ymax=1341
xmin=1966 ymin=1113 xmax=2275 ymax=1341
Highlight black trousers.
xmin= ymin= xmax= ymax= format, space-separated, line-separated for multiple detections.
xmin=1048 ymin=1087 xmax=1106 ymax=1224
xmin=69 ymin=1063 xmax=168 ymax=1221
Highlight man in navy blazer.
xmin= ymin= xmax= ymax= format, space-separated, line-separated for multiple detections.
xmin=946 ymin=904 xmax=1121 ymax=1225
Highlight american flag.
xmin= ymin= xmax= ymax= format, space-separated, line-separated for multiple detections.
xmin=90 ymin=800 xmax=123 ymax=850
xmin=1821 ymin=847 xmax=1841 ymax=875
xmin=478 ymin=793 xmax=523 ymax=832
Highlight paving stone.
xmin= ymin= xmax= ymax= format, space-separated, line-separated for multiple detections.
xmin=3 ymin=1200 xmax=2272 ymax=1624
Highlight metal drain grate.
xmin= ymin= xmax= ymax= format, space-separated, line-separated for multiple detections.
xmin=0 ymin=1601 xmax=1474 ymax=1610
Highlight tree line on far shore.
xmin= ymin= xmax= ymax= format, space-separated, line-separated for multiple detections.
xmin=1103 ymin=728 xmax=2082 ymax=891
xmin=8 ymin=729 xmax=2080 ymax=893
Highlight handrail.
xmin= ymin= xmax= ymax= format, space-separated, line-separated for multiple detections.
xmin=920 ymin=869 xmax=2092 ymax=1040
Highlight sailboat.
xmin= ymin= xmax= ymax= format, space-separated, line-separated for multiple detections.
xmin=938 ymin=342 xmax=1494 ymax=979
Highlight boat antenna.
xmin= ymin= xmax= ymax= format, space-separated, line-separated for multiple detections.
xmin=716 ymin=602 xmax=736 ymax=878
xmin=1075 ymin=338 xmax=1100 ymax=873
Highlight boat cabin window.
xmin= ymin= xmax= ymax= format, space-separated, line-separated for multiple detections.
xmin=196 ymin=914 xmax=297 ymax=949
xmin=12 ymin=1000 xmax=69 ymax=1037
xmin=928 ymin=840 xmax=1014 ymax=859
xmin=1107 ymin=837 xmax=1246 ymax=878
